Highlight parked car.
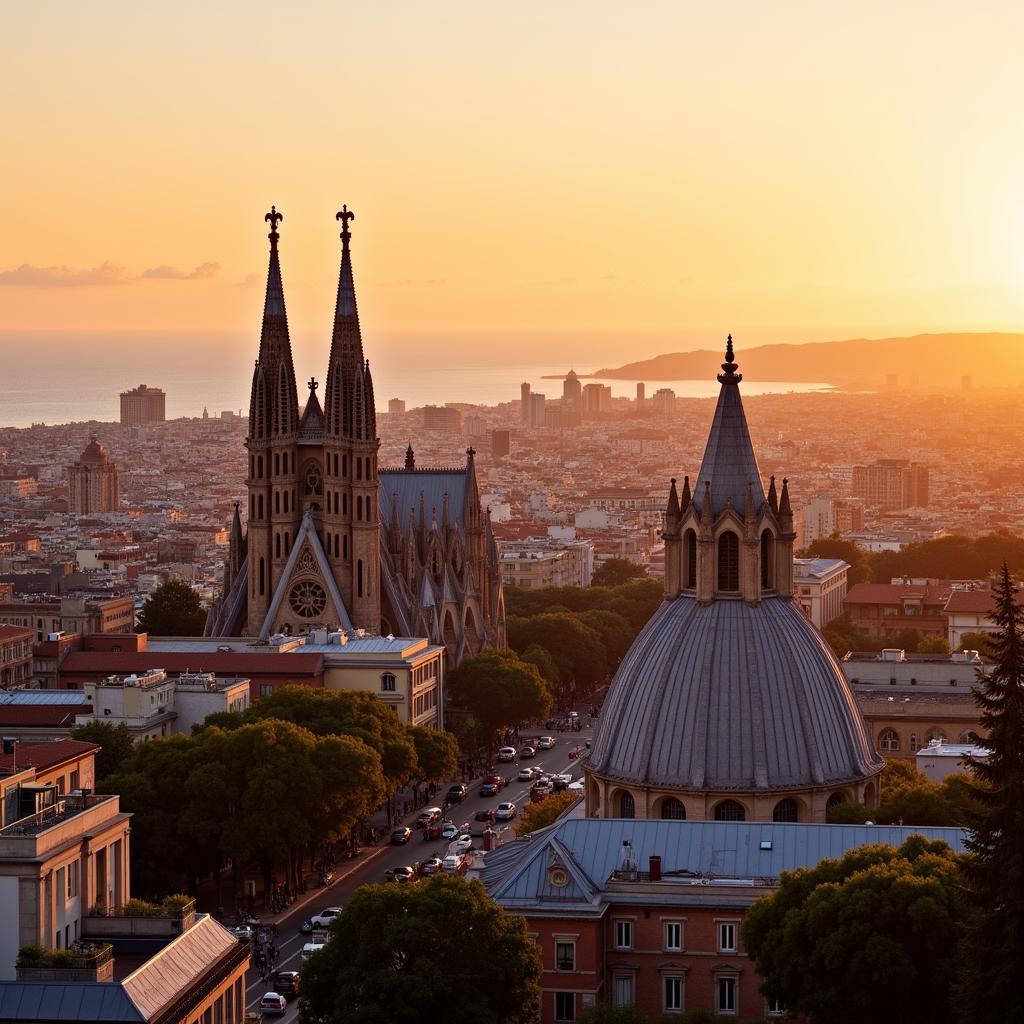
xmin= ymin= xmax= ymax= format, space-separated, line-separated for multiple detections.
xmin=497 ymin=746 xmax=517 ymax=762
xmin=386 ymin=865 xmax=416 ymax=883
xmin=309 ymin=907 xmax=342 ymax=929
xmin=442 ymin=853 xmax=468 ymax=874
xmin=415 ymin=806 xmax=443 ymax=828
xmin=418 ymin=857 xmax=442 ymax=876
xmin=391 ymin=826 xmax=413 ymax=844
xmin=447 ymin=783 xmax=468 ymax=803
xmin=448 ymin=834 xmax=473 ymax=856
xmin=519 ymin=746 xmax=536 ymax=759
xmin=440 ymin=821 xmax=461 ymax=840
xmin=230 ymin=924 xmax=253 ymax=940
xmin=495 ymin=801 xmax=517 ymax=820
xmin=259 ymin=992 xmax=288 ymax=1016
xmin=272 ymin=971 xmax=300 ymax=996
xmin=537 ymin=736 xmax=556 ymax=749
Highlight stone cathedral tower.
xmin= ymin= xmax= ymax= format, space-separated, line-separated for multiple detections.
xmin=206 ymin=205 xmax=505 ymax=661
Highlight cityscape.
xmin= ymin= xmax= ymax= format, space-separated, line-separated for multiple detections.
xmin=1 ymin=5 xmax=1022 ymax=1024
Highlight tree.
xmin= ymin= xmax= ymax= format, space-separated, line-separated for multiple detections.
xmin=577 ymin=609 xmax=635 ymax=670
xmin=446 ymin=649 xmax=552 ymax=750
xmin=591 ymin=558 xmax=646 ymax=588
xmin=520 ymin=643 xmax=558 ymax=684
xmin=408 ymin=724 xmax=458 ymax=782
xmin=507 ymin=612 xmax=606 ymax=701
xmin=515 ymin=790 xmax=579 ymax=836
xmin=136 ymin=579 xmax=206 ymax=635
xmin=955 ymin=564 xmax=1024 ymax=1023
xmin=917 ymin=634 xmax=951 ymax=654
xmin=69 ymin=721 xmax=135 ymax=784
xmin=299 ymin=874 xmax=542 ymax=1024
xmin=799 ymin=534 xmax=871 ymax=584
xmin=743 ymin=836 xmax=962 ymax=1024
xmin=956 ymin=630 xmax=995 ymax=657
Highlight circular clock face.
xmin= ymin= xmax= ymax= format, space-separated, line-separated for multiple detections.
xmin=288 ymin=581 xmax=327 ymax=618
xmin=549 ymin=868 xmax=569 ymax=888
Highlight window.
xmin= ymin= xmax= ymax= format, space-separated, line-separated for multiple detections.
xmin=613 ymin=974 xmax=635 ymax=1007
xmin=766 ymin=996 xmax=786 ymax=1017
xmin=717 ymin=922 xmax=737 ymax=953
xmin=555 ymin=941 xmax=575 ymax=971
xmin=760 ymin=529 xmax=774 ymax=589
xmin=381 ymin=673 xmax=397 ymax=693
xmin=717 ymin=531 xmax=739 ymax=591
xmin=772 ymin=798 xmax=798 ymax=822
xmin=614 ymin=919 xmax=633 ymax=949
xmin=661 ymin=797 xmax=686 ymax=820
xmin=664 ymin=921 xmax=683 ymax=951
xmin=826 ymin=792 xmax=845 ymax=813
xmin=714 ymin=800 xmax=745 ymax=821
xmin=260 ymin=684 xmax=273 ymax=697
xmin=879 ymin=728 xmax=900 ymax=752
xmin=619 ymin=792 xmax=635 ymax=818
xmin=663 ymin=975 xmax=684 ymax=1013
xmin=684 ymin=529 xmax=697 ymax=588
xmin=716 ymin=976 xmax=737 ymax=1015
xmin=554 ymin=992 xmax=575 ymax=1022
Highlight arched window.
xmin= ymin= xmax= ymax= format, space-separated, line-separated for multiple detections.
xmin=343 ymin=535 xmax=348 ymax=559
xmin=284 ymin=531 xmax=289 ymax=554
xmin=717 ymin=531 xmax=739 ymax=591
xmin=274 ymin=452 xmax=280 ymax=476
xmin=660 ymin=798 xmax=686 ymax=820
xmin=343 ymin=454 xmax=348 ymax=478
xmin=357 ymin=558 xmax=364 ymax=598
xmin=343 ymin=493 xmax=349 ymax=516
xmin=772 ymin=799 xmax=798 ymax=822
xmin=959 ymin=730 xmax=979 ymax=744
xmin=760 ymin=530 xmax=774 ymax=590
xmin=257 ymin=495 xmax=264 ymax=520
xmin=258 ymin=557 xmax=265 ymax=596
xmin=274 ymin=490 xmax=280 ymax=515
xmin=879 ymin=728 xmax=900 ymax=752
xmin=909 ymin=732 xmax=918 ymax=751
xmin=275 ymin=533 xmax=280 ymax=559
xmin=714 ymin=800 xmax=745 ymax=821
xmin=356 ymin=495 xmax=363 ymax=521
xmin=619 ymin=792 xmax=635 ymax=819
xmin=826 ymin=793 xmax=845 ymax=813
xmin=380 ymin=673 xmax=396 ymax=693
xmin=356 ymin=458 xmax=363 ymax=481
xmin=684 ymin=530 xmax=697 ymax=589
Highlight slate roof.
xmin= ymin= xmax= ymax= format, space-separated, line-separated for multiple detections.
xmin=0 ymin=984 xmax=144 ymax=1022
xmin=482 ymin=818 xmax=968 ymax=911
xmin=588 ymin=596 xmax=882 ymax=791
xmin=379 ymin=468 xmax=469 ymax=527
xmin=692 ymin=374 xmax=765 ymax=518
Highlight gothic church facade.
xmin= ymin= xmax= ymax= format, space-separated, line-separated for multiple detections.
xmin=205 ymin=208 xmax=505 ymax=664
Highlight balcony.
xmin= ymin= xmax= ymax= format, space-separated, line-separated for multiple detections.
xmin=16 ymin=941 xmax=114 ymax=982
xmin=84 ymin=895 xmax=196 ymax=940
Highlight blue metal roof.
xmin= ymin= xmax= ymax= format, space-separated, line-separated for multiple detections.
xmin=0 ymin=691 xmax=88 ymax=705
xmin=379 ymin=469 xmax=469 ymax=528
xmin=0 ymin=983 xmax=145 ymax=1022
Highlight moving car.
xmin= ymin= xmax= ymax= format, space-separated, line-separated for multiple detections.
xmin=446 ymin=783 xmax=468 ymax=803
xmin=537 ymin=736 xmax=556 ymax=749
xmin=391 ymin=826 xmax=413 ymax=844
xmin=386 ymin=865 xmax=416 ymax=883
xmin=495 ymin=801 xmax=517 ymax=820
xmin=517 ymin=767 xmax=535 ymax=782
xmin=309 ymin=906 xmax=342 ymax=929
xmin=415 ymin=807 xmax=443 ymax=828
xmin=480 ymin=774 xmax=505 ymax=796
xmin=259 ymin=992 xmax=288 ymax=1016
xmin=440 ymin=821 xmax=461 ymax=840
xmin=418 ymin=857 xmax=442 ymax=876
xmin=519 ymin=746 xmax=536 ymax=759
xmin=272 ymin=971 xmax=300 ymax=996
xmin=447 ymin=834 xmax=473 ymax=856
xmin=497 ymin=746 xmax=517 ymax=762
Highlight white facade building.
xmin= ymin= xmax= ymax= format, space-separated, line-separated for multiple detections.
xmin=793 ymin=557 xmax=849 ymax=628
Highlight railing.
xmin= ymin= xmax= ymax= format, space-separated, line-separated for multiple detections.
xmin=610 ymin=869 xmax=779 ymax=887
xmin=0 ymin=795 xmax=101 ymax=837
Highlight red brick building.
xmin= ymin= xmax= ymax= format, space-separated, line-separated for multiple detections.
xmin=0 ymin=624 xmax=33 ymax=688
xmin=843 ymin=580 xmax=953 ymax=640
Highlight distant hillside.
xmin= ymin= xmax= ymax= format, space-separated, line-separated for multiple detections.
xmin=592 ymin=333 xmax=1023 ymax=388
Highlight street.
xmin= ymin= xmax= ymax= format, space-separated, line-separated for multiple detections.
xmin=244 ymin=724 xmax=595 ymax=1020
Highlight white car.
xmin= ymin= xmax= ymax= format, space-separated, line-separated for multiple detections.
xmin=497 ymin=746 xmax=517 ymax=762
xmin=447 ymin=834 xmax=473 ymax=856
xmin=301 ymin=940 xmax=326 ymax=961
xmin=386 ymin=865 xmax=416 ymax=883
xmin=495 ymin=801 xmax=517 ymax=820
xmin=440 ymin=822 xmax=461 ymax=840
xmin=259 ymin=992 xmax=287 ymax=1016
xmin=517 ymin=767 xmax=535 ymax=782
xmin=568 ymin=711 xmax=579 ymax=719
xmin=442 ymin=853 xmax=467 ymax=874
xmin=309 ymin=906 xmax=342 ymax=929
xmin=537 ymin=736 xmax=556 ymax=749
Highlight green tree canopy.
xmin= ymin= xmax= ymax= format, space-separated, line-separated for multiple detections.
xmin=917 ymin=634 xmax=951 ymax=654
xmin=136 ymin=579 xmax=206 ymax=635
xmin=407 ymin=724 xmax=458 ymax=781
xmin=956 ymin=630 xmax=995 ymax=657
xmin=743 ymin=835 xmax=962 ymax=1024
xmin=507 ymin=612 xmax=606 ymax=701
xmin=519 ymin=643 xmax=558 ymax=684
xmin=591 ymin=558 xmax=646 ymax=587
xmin=299 ymin=875 xmax=542 ymax=1024
xmin=798 ymin=534 xmax=871 ymax=584
xmin=446 ymin=649 xmax=552 ymax=744
xmin=577 ymin=609 xmax=635 ymax=670
xmin=69 ymin=721 xmax=135 ymax=785
xmin=956 ymin=564 xmax=1024 ymax=1022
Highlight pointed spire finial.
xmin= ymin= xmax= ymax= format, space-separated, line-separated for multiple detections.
xmin=265 ymin=205 xmax=282 ymax=247
xmin=667 ymin=478 xmax=680 ymax=519
xmin=779 ymin=477 xmax=793 ymax=517
xmin=405 ymin=443 xmax=416 ymax=471
xmin=717 ymin=332 xmax=741 ymax=384
xmin=336 ymin=204 xmax=355 ymax=246
xmin=307 ymin=377 xmax=318 ymax=394
xmin=767 ymin=475 xmax=779 ymax=514
xmin=680 ymin=474 xmax=692 ymax=511
xmin=466 ymin=446 xmax=476 ymax=460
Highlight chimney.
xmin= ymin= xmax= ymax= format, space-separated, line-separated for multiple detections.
xmin=649 ymin=855 xmax=662 ymax=882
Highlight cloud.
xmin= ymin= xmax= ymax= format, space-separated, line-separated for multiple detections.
xmin=0 ymin=260 xmax=220 ymax=287
xmin=142 ymin=261 xmax=220 ymax=281
xmin=0 ymin=261 xmax=135 ymax=287
xmin=237 ymin=271 xmax=262 ymax=288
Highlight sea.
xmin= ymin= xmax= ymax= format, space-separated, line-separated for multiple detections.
xmin=0 ymin=331 xmax=831 ymax=428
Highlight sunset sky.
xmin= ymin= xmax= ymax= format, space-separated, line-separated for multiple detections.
xmin=5 ymin=1 xmax=1024 ymax=367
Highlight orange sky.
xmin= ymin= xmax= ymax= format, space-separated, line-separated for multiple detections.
xmin=4 ymin=2 xmax=1024 ymax=366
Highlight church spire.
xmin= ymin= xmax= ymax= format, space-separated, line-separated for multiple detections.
xmin=405 ymin=443 xmax=416 ymax=471
xmin=325 ymin=205 xmax=374 ymax=439
xmin=248 ymin=205 xmax=299 ymax=441
xmin=225 ymin=501 xmax=245 ymax=592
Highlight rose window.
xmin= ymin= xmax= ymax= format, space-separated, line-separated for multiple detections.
xmin=288 ymin=581 xmax=327 ymax=618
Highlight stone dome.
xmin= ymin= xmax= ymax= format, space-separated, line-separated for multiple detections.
xmin=588 ymin=595 xmax=882 ymax=794
xmin=79 ymin=437 xmax=109 ymax=464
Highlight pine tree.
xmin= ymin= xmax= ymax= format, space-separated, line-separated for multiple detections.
xmin=956 ymin=563 xmax=1024 ymax=1023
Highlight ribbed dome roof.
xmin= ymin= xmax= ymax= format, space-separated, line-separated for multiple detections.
xmin=589 ymin=596 xmax=882 ymax=792
xmin=79 ymin=438 xmax=109 ymax=464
